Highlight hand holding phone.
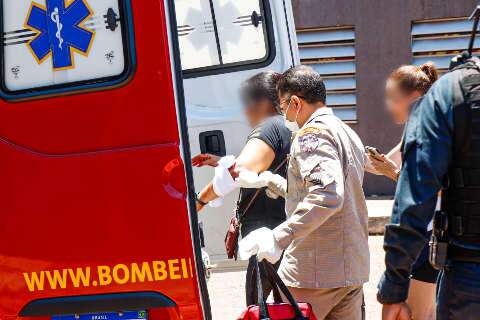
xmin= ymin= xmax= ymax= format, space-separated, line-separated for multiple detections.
xmin=365 ymin=146 xmax=383 ymax=160
xmin=365 ymin=146 xmax=401 ymax=181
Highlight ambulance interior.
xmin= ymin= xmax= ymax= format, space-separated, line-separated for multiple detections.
xmin=173 ymin=0 xmax=297 ymax=273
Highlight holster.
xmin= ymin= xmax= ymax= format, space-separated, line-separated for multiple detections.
xmin=429 ymin=210 xmax=449 ymax=270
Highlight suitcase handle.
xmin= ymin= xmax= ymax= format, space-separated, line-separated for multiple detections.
xmin=255 ymin=257 xmax=307 ymax=320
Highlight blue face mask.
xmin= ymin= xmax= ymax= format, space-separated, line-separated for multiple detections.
xmin=283 ymin=99 xmax=300 ymax=133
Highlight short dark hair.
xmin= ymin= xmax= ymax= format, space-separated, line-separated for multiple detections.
xmin=277 ymin=65 xmax=327 ymax=104
xmin=240 ymin=71 xmax=282 ymax=110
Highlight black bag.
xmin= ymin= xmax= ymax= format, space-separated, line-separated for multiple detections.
xmin=237 ymin=257 xmax=316 ymax=320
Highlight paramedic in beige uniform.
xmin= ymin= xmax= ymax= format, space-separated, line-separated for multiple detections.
xmin=238 ymin=66 xmax=370 ymax=320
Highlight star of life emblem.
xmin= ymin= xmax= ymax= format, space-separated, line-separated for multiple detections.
xmin=25 ymin=0 xmax=95 ymax=71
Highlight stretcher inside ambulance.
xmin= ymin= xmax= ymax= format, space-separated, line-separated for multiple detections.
xmin=0 ymin=0 xmax=297 ymax=319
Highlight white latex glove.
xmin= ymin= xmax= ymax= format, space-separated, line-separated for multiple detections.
xmin=265 ymin=188 xmax=279 ymax=199
xmin=236 ymin=170 xmax=274 ymax=189
xmin=238 ymin=227 xmax=282 ymax=264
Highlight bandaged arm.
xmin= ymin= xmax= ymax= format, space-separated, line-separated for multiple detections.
xmin=196 ymin=138 xmax=276 ymax=211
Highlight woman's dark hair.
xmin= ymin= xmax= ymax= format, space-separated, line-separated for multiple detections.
xmin=240 ymin=71 xmax=282 ymax=111
xmin=277 ymin=65 xmax=327 ymax=104
xmin=389 ymin=62 xmax=439 ymax=95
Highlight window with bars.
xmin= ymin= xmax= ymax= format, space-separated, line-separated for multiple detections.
xmin=412 ymin=18 xmax=480 ymax=72
xmin=296 ymin=26 xmax=357 ymax=122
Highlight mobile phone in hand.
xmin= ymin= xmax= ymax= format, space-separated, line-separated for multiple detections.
xmin=365 ymin=146 xmax=383 ymax=160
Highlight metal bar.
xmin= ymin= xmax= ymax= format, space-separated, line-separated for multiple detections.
xmin=469 ymin=15 xmax=480 ymax=55
xmin=208 ymin=0 xmax=223 ymax=65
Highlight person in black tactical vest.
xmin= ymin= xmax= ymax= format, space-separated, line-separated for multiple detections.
xmin=367 ymin=63 xmax=440 ymax=320
xmin=378 ymin=5 xmax=480 ymax=320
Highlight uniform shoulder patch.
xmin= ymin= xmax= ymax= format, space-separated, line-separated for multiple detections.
xmin=299 ymin=126 xmax=321 ymax=137
xmin=298 ymin=126 xmax=322 ymax=153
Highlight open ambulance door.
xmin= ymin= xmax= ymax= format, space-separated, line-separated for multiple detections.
xmin=0 ymin=0 xmax=210 ymax=320
xmin=174 ymin=0 xmax=299 ymax=264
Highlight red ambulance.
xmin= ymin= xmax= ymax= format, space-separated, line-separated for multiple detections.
xmin=0 ymin=0 xmax=298 ymax=319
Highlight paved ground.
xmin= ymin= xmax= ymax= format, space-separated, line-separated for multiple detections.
xmin=366 ymin=198 xmax=394 ymax=217
xmin=207 ymin=236 xmax=386 ymax=319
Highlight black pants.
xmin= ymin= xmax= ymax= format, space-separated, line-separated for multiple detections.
xmin=245 ymin=255 xmax=282 ymax=306
xmin=437 ymin=260 xmax=480 ymax=320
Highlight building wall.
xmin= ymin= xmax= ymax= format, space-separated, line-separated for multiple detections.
xmin=292 ymin=0 xmax=477 ymax=195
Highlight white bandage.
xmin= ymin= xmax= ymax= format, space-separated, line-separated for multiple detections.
xmin=212 ymin=156 xmax=238 ymax=197
xmin=209 ymin=197 xmax=224 ymax=208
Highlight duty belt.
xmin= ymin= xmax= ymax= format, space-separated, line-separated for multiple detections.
xmin=451 ymin=168 xmax=480 ymax=188
xmin=449 ymin=215 xmax=480 ymax=237
xmin=449 ymin=244 xmax=480 ymax=263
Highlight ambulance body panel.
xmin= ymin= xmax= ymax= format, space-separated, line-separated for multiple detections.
xmin=0 ymin=0 xmax=206 ymax=319
xmin=0 ymin=0 xmax=298 ymax=319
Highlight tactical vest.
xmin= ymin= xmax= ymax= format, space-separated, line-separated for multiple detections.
xmin=445 ymin=59 xmax=480 ymax=244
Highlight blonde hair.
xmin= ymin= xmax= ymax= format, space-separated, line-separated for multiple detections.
xmin=389 ymin=62 xmax=439 ymax=95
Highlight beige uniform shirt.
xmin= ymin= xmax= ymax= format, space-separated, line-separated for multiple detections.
xmin=267 ymin=107 xmax=370 ymax=289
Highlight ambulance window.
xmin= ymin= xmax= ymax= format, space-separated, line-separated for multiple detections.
xmin=175 ymin=0 xmax=273 ymax=75
xmin=0 ymin=0 xmax=134 ymax=99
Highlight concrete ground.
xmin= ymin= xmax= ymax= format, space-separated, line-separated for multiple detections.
xmin=206 ymin=199 xmax=394 ymax=319
xmin=366 ymin=198 xmax=394 ymax=218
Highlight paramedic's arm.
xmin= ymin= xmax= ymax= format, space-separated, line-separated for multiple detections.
xmin=196 ymin=138 xmax=276 ymax=212
xmin=378 ymin=73 xmax=456 ymax=305
xmin=273 ymin=129 xmax=344 ymax=248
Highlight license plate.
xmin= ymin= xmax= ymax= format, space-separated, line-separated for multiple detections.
xmin=53 ymin=311 xmax=147 ymax=320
